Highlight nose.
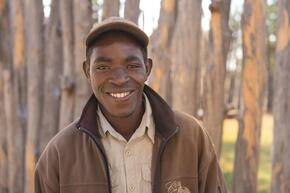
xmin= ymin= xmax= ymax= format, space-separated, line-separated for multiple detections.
xmin=108 ymin=67 xmax=129 ymax=85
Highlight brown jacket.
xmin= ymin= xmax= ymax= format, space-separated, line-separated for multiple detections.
xmin=35 ymin=85 xmax=227 ymax=193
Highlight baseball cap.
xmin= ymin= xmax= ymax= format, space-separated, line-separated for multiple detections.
xmin=86 ymin=17 xmax=149 ymax=47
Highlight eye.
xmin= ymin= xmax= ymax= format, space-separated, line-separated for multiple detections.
xmin=96 ymin=65 xmax=110 ymax=71
xmin=127 ymin=63 xmax=141 ymax=70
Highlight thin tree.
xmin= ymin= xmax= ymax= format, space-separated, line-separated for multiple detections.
xmin=0 ymin=0 xmax=10 ymax=192
xmin=171 ymin=0 xmax=202 ymax=116
xmin=102 ymin=0 xmax=120 ymax=20
xmin=4 ymin=0 xmax=27 ymax=192
xmin=24 ymin=0 xmax=45 ymax=192
xmin=39 ymin=0 xmax=63 ymax=152
xmin=233 ymin=0 xmax=267 ymax=193
xmin=203 ymin=0 xmax=231 ymax=157
xmin=149 ymin=0 xmax=177 ymax=104
xmin=73 ymin=0 xmax=92 ymax=119
xmin=272 ymin=0 xmax=290 ymax=192
xmin=124 ymin=0 xmax=140 ymax=24
xmin=59 ymin=0 xmax=75 ymax=129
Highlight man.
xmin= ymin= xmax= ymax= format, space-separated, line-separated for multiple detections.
xmin=35 ymin=17 xmax=227 ymax=193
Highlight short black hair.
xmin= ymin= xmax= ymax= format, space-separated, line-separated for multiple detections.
xmin=85 ymin=30 xmax=148 ymax=66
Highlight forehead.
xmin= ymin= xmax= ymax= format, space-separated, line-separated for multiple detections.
xmin=90 ymin=31 xmax=143 ymax=51
xmin=89 ymin=31 xmax=144 ymax=59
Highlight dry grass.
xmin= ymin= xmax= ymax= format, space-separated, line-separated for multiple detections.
xmin=220 ymin=113 xmax=273 ymax=193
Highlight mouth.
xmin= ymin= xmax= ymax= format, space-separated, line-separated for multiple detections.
xmin=107 ymin=91 xmax=133 ymax=100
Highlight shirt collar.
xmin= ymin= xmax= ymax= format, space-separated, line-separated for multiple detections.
xmin=97 ymin=94 xmax=155 ymax=143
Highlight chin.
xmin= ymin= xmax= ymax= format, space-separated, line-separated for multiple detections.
xmin=110 ymin=113 xmax=134 ymax=118
xmin=109 ymin=109 xmax=135 ymax=118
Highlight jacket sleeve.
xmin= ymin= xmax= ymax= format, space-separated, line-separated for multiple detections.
xmin=198 ymin=152 xmax=228 ymax=193
xmin=197 ymin=128 xmax=228 ymax=193
xmin=34 ymin=141 xmax=60 ymax=193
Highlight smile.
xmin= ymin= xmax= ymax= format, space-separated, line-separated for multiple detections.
xmin=109 ymin=91 xmax=131 ymax=99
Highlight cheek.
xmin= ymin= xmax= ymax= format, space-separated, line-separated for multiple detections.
xmin=89 ymin=74 xmax=104 ymax=90
xmin=129 ymin=71 xmax=148 ymax=83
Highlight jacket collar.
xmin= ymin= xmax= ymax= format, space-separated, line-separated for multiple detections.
xmin=76 ymin=85 xmax=178 ymax=141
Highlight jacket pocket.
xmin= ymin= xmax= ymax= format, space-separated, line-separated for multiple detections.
xmin=218 ymin=185 xmax=222 ymax=193
xmin=141 ymin=164 xmax=152 ymax=192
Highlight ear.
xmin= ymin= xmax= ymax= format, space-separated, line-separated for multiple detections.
xmin=83 ymin=60 xmax=90 ymax=81
xmin=145 ymin=58 xmax=153 ymax=77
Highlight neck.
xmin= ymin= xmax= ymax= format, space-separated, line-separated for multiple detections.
xmin=100 ymin=101 xmax=145 ymax=141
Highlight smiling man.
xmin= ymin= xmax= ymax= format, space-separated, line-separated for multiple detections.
xmin=35 ymin=17 xmax=227 ymax=193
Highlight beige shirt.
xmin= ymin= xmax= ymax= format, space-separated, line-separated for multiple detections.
xmin=97 ymin=94 xmax=155 ymax=193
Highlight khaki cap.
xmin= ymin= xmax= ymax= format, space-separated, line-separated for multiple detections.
xmin=86 ymin=17 xmax=149 ymax=47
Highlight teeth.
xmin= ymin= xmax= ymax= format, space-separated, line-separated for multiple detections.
xmin=110 ymin=92 xmax=130 ymax=98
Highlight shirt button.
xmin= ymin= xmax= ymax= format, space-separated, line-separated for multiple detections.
xmin=125 ymin=150 xmax=132 ymax=157
xmin=129 ymin=185 xmax=135 ymax=192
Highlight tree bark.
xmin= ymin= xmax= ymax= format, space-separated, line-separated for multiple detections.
xmin=102 ymin=0 xmax=120 ymax=20
xmin=0 ymin=0 xmax=10 ymax=192
xmin=39 ymin=0 xmax=63 ymax=153
xmin=203 ymin=0 xmax=231 ymax=157
xmin=171 ymin=0 xmax=202 ymax=116
xmin=9 ymin=0 xmax=27 ymax=129
xmin=149 ymin=0 xmax=177 ymax=104
xmin=73 ymin=0 xmax=92 ymax=119
xmin=24 ymin=0 xmax=44 ymax=192
xmin=59 ymin=0 xmax=75 ymax=129
xmin=233 ymin=1 xmax=267 ymax=193
xmin=124 ymin=0 xmax=140 ymax=24
xmin=272 ymin=0 xmax=290 ymax=192
xmin=5 ymin=0 xmax=27 ymax=192
xmin=3 ymin=71 xmax=26 ymax=193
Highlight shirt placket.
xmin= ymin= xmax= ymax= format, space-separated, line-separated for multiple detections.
xmin=123 ymin=143 xmax=139 ymax=193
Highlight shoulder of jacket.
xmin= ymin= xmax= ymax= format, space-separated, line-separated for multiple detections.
xmin=173 ymin=110 xmax=204 ymax=134
xmin=39 ymin=119 xmax=81 ymax=157
xmin=172 ymin=110 xmax=215 ymax=152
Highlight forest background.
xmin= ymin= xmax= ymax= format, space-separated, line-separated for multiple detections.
xmin=0 ymin=0 xmax=289 ymax=193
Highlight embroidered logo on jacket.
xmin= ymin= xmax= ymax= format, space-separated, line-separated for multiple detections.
xmin=166 ymin=180 xmax=191 ymax=193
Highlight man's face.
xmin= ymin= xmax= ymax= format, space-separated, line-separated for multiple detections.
xmin=84 ymin=32 xmax=152 ymax=118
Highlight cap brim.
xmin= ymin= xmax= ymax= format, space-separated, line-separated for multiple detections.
xmin=86 ymin=21 xmax=149 ymax=47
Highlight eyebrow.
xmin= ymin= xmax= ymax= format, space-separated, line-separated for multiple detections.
xmin=93 ymin=55 xmax=143 ymax=64
xmin=94 ymin=56 xmax=112 ymax=63
xmin=125 ymin=55 xmax=143 ymax=63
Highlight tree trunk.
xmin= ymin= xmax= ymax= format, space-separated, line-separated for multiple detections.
xmin=24 ymin=0 xmax=44 ymax=192
xmin=0 ymin=0 xmax=10 ymax=192
xmin=102 ymin=0 xmax=120 ymax=20
xmin=73 ymin=0 xmax=92 ymax=119
xmin=39 ymin=0 xmax=63 ymax=153
xmin=272 ymin=0 xmax=290 ymax=192
xmin=233 ymin=1 xmax=267 ymax=193
xmin=171 ymin=0 xmax=202 ymax=116
xmin=149 ymin=0 xmax=177 ymax=104
xmin=3 ymin=71 xmax=26 ymax=193
xmin=59 ymin=0 xmax=75 ymax=129
xmin=124 ymin=0 xmax=140 ymax=24
xmin=203 ymin=0 xmax=231 ymax=157
xmin=9 ymin=0 xmax=27 ymax=129
xmin=0 ymin=70 xmax=8 ymax=193
xmin=5 ymin=0 xmax=27 ymax=192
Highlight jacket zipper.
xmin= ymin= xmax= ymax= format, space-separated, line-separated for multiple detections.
xmin=79 ymin=127 xmax=112 ymax=193
xmin=153 ymin=128 xmax=178 ymax=193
